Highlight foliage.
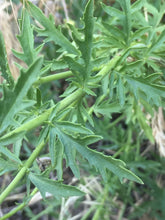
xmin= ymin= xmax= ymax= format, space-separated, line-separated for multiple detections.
xmin=0 ymin=0 xmax=165 ymax=219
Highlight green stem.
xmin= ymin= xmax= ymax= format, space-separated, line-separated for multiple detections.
xmin=0 ymin=188 xmax=38 ymax=220
xmin=34 ymin=71 xmax=73 ymax=86
xmin=58 ymin=88 xmax=84 ymax=111
xmin=0 ymin=139 xmax=45 ymax=205
xmin=96 ymin=53 xmax=122 ymax=80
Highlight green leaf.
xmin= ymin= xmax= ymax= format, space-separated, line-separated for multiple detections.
xmin=49 ymin=128 xmax=57 ymax=167
xmin=56 ymin=121 xmax=93 ymax=135
xmin=69 ymin=0 xmax=94 ymax=79
xmin=13 ymin=139 xmax=23 ymax=157
xmin=37 ymin=126 xmax=49 ymax=146
xmin=64 ymin=56 xmax=85 ymax=83
xmin=49 ymin=127 xmax=64 ymax=178
xmin=82 ymin=0 xmax=94 ymax=70
xmin=12 ymin=8 xmax=39 ymax=65
xmin=54 ymin=126 xmax=143 ymax=184
xmin=54 ymin=139 xmax=64 ymax=180
xmin=0 ymin=57 xmax=43 ymax=133
xmin=84 ymin=87 xmax=96 ymax=96
xmin=118 ymin=0 xmax=131 ymax=44
xmin=29 ymin=172 xmax=84 ymax=199
xmin=101 ymin=3 xmax=123 ymax=18
xmin=76 ymin=100 xmax=94 ymax=127
xmin=131 ymin=0 xmax=144 ymax=13
xmin=0 ymin=32 xmax=14 ymax=88
xmin=25 ymin=1 xmax=79 ymax=55
xmin=126 ymin=75 xmax=165 ymax=106
xmin=102 ymin=22 xmax=124 ymax=40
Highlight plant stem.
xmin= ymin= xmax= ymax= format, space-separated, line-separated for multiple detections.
xmin=0 ymin=139 xmax=46 ymax=205
xmin=96 ymin=53 xmax=122 ymax=80
xmin=34 ymin=71 xmax=73 ymax=86
xmin=0 ymin=188 xmax=38 ymax=220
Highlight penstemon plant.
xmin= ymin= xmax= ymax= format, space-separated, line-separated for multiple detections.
xmin=1 ymin=0 xmax=165 ymax=218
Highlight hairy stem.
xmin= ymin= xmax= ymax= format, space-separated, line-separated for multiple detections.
xmin=96 ymin=53 xmax=122 ymax=80
xmin=34 ymin=71 xmax=73 ymax=86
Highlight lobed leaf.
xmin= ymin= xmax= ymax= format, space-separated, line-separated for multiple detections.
xmin=54 ymin=125 xmax=143 ymax=184
xmin=126 ymin=75 xmax=165 ymax=106
xmin=68 ymin=0 xmax=94 ymax=80
xmin=12 ymin=9 xmax=38 ymax=66
xmin=0 ymin=57 xmax=43 ymax=133
xmin=25 ymin=1 xmax=79 ymax=55
xmin=118 ymin=0 xmax=131 ymax=44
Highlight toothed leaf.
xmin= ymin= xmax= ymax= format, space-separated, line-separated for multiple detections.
xmin=29 ymin=172 xmax=84 ymax=199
